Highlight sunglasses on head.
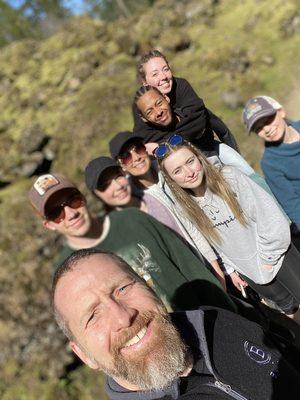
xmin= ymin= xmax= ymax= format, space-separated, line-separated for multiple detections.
xmin=119 ymin=142 xmax=147 ymax=166
xmin=154 ymin=134 xmax=184 ymax=159
xmin=45 ymin=189 xmax=85 ymax=223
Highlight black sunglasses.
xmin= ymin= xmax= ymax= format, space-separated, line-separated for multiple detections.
xmin=45 ymin=189 xmax=85 ymax=223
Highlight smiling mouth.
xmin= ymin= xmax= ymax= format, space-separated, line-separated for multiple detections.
xmin=158 ymin=113 xmax=169 ymax=122
xmin=117 ymin=189 xmax=129 ymax=199
xmin=123 ymin=326 xmax=147 ymax=348
xmin=188 ymin=175 xmax=198 ymax=183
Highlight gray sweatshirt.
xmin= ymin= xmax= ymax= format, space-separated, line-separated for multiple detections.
xmin=132 ymin=169 xmax=217 ymax=263
xmin=192 ymin=166 xmax=290 ymax=284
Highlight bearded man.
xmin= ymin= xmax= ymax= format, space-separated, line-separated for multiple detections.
xmin=52 ymin=249 xmax=300 ymax=399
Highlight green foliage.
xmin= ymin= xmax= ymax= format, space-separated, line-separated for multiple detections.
xmin=19 ymin=0 xmax=70 ymax=21
xmin=0 ymin=0 xmax=70 ymax=46
xmin=0 ymin=360 xmax=108 ymax=400
xmin=1 ymin=0 xmax=300 ymax=397
xmin=0 ymin=0 xmax=38 ymax=46
xmin=84 ymin=0 xmax=155 ymax=20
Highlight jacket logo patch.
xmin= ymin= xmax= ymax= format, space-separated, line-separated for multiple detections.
xmin=244 ymin=341 xmax=271 ymax=364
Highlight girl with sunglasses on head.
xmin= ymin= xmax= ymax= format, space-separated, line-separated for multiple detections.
xmin=156 ymin=134 xmax=300 ymax=324
xmin=108 ymin=131 xmax=228 ymax=291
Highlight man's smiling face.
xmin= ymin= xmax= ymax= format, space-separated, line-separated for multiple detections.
xmin=137 ymin=89 xmax=173 ymax=127
xmin=54 ymin=253 xmax=189 ymax=390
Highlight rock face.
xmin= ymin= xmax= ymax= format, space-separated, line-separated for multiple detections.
xmin=1 ymin=0 xmax=300 ymax=398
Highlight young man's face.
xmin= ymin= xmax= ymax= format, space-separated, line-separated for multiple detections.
xmin=137 ymin=89 xmax=173 ymax=127
xmin=54 ymin=254 xmax=188 ymax=390
xmin=43 ymin=188 xmax=91 ymax=238
xmin=252 ymin=109 xmax=287 ymax=142
xmin=94 ymin=168 xmax=132 ymax=207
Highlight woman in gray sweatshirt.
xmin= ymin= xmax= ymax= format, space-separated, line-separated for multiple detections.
xmin=156 ymin=134 xmax=300 ymax=324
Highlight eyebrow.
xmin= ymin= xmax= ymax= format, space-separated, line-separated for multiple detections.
xmin=79 ymin=275 xmax=134 ymax=327
xmin=80 ymin=299 xmax=99 ymax=328
xmin=145 ymin=106 xmax=154 ymax=114
xmin=171 ymin=166 xmax=181 ymax=175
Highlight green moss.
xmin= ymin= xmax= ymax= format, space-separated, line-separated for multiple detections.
xmin=2 ymin=1 xmax=300 ymax=397
xmin=0 ymin=361 xmax=108 ymax=400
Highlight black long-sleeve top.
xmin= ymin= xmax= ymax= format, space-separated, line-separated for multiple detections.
xmin=132 ymin=77 xmax=239 ymax=154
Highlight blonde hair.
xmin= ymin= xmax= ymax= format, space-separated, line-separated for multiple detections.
xmin=158 ymin=142 xmax=247 ymax=244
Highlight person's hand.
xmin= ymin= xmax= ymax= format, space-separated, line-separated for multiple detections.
xmin=145 ymin=142 xmax=158 ymax=155
xmin=229 ymin=271 xmax=248 ymax=291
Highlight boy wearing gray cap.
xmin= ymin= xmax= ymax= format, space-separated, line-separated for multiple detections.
xmin=243 ymin=96 xmax=300 ymax=249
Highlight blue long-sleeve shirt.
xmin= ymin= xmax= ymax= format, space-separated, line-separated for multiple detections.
xmin=261 ymin=120 xmax=300 ymax=229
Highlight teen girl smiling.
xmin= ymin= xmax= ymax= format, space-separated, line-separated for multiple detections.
xmin=156 ymin=134 xmax=300 ymax=323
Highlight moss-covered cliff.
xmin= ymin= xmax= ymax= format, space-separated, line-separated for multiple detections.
xmin=1 ymin=0 xmax=300 ymax=397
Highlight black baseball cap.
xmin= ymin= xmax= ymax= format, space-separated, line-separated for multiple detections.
xmin=109 ymin=131 xmax=144 ymax=159
xmin=85 ymin=156 xmax=119 ymax=192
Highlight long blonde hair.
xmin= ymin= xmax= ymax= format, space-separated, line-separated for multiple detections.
xmin=158 ymin=142 xmax=247 ymax=244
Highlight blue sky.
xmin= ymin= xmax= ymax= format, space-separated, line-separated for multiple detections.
xmin=6 ymin=0 xmax=87 ymax=14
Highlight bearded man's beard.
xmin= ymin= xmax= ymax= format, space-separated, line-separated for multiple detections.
xmin=101 ymin=310 xmax=192 ymax=391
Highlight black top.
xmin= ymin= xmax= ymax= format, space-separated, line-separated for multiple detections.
xmin=132 ymin=77 xmax=239 ymax=154
xmin=106 ymin=308 xmax=300 ymax=400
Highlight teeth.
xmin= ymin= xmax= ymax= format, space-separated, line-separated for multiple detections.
xmin=124 ymin=327 xmax=147 ymax=348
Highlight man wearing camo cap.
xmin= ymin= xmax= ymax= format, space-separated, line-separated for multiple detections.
xmin=28 ymin=172 xmax=234 ymax=312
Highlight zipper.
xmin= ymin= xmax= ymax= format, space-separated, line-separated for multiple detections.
xmin=206 ymin=380 xmax=248 ymax=400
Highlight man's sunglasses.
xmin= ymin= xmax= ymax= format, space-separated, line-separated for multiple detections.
xmin=154 ymin=134 xmax=184 ymax=159
xmin=45 ymin=189 xmax=85 ymax=223
xmin=119 ymin=142 xmax=147 ymax=166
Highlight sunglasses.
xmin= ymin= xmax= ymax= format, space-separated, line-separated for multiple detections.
xmin=45 ymin=189 xmax=85 ymax=223
xmin=154 ymin=134 xmax=184 ymax=159
xmin=119 ymin=142 xmax=147 ymax=166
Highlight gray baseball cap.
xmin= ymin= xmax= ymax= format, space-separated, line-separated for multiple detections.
xmin=243 ymin=96 xmax=282 ymax=133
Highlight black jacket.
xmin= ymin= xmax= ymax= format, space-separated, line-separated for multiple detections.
xmin=132 ymin=77 xmax=239 ymax=154
xmin=106 ymin=308 xmax=300 ymax=400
